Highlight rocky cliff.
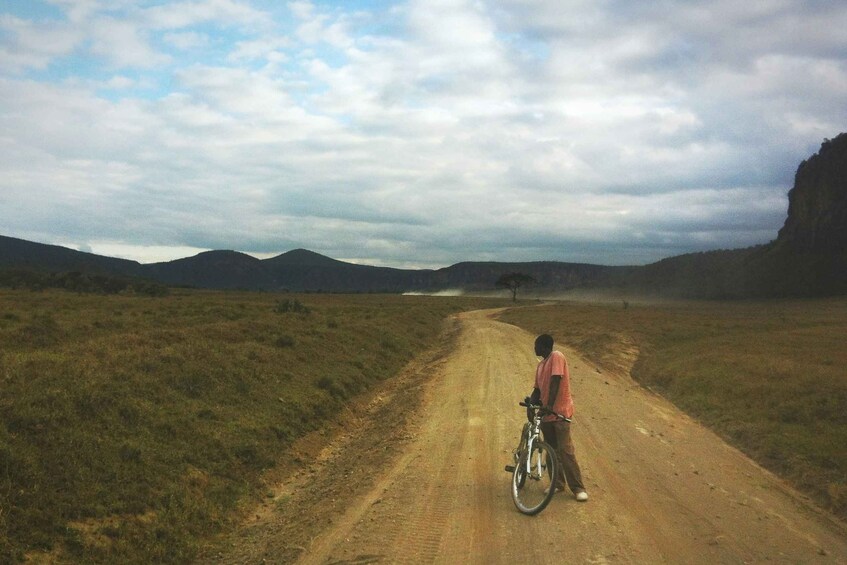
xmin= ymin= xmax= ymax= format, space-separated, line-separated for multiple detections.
xmin=750 ymin=133 xmax=847 ymax=296
xmin=777 ymin=133 xmax=847 ymax=253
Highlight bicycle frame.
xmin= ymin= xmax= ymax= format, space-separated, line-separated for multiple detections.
xmin=523 ymin=411 xmax=543 ymax=477
xmin=509 ymin=404 xmax=545 ymax=474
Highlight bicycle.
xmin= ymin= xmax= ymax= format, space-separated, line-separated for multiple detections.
xmin=503 ymin=399 xmax=564 ymax=515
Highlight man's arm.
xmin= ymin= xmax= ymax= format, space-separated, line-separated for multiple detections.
xmin=529 ymin=387 xmax=541 ymax=405
xmin=546 ymin=375 xmax=561 ymax=411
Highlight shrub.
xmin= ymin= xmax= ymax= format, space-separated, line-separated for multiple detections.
xmin=274 ymin=335 xmax=296 ymax=348
xmin=0 ymin=268 xmax=169 ymax=296
xmin=273 ymin=299 xmax=310 ymax=314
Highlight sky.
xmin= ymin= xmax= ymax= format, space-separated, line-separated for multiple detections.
xmin=1 ymin=0 xmax=846 ymax=268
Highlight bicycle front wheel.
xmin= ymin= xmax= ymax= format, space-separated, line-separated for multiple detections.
xmin=513 ymin=422 xmax=529 ymax=465
xmin=511 ymin=440 xmax=558 ymax=515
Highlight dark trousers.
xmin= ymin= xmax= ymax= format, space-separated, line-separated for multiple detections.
xmin=541 ymin=420 xmax=585 ymax=493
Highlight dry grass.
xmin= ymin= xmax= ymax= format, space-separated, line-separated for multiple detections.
xmin=0 ymin=289 xmax=500 ymax=563
xmin=499 ymin=298 xmax=847 ymax=521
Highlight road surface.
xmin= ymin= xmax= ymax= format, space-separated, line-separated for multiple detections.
xmin=208 ymin=308 xmax=847 ymax=564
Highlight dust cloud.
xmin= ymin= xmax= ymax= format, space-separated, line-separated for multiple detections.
xmin=402 ymin=289 xmax=466 ymax=297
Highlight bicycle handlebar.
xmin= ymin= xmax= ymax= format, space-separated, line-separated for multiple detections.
xmin=519 ymin=401 xmax=571 ymax=422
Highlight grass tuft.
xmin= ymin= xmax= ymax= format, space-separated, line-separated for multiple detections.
xmin=274 ymin=298 xmax=311 ymax=314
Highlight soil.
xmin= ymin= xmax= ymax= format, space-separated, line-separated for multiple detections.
xmin=202 ymin=309 xmax=847 ymax=564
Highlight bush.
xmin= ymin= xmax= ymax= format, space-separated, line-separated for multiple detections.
xmin=0 ymin=269 xmax=169 ymax=296
xmin=274 ymin=335 xmax=296 ymax=348
xmin=273 ymin=299 xmax=310 ymax=314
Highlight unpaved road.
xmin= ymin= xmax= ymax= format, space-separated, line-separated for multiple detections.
xmin=207 ymin=309 xmax=847 ymax=564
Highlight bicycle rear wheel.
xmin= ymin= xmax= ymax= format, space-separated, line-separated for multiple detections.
xmin=511 ymin=440 xmax=558 ymax=515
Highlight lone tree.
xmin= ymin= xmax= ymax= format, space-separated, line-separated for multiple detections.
xmin=496 ymin=272 xmax=536 ymax=302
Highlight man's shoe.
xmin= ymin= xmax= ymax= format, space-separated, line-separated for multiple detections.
xmin=575 ymin=490 xmax=589 ymax=502
xmin=544 ymin=485 xmax=565 ymax=495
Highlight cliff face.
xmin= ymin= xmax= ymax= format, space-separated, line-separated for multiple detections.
xmin=745 ymin=133 xmax=847 ymax=296
xmin=777 ymin=133 xmax=847 ymax=253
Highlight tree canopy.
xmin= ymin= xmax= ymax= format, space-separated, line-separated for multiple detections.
xmin=496 ymin=272 xmax=536 ymax=302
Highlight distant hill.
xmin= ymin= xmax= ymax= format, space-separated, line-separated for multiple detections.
xmin=613 ymin=247 xmax=760 ymax=299
xmin=0 ymin=234 xmax=142 ymax=276
xmin=143 ymin=250 xmax=277 ymax=290
xmin=263 ymin=249 xmax=431 ymax=292
xmin=2 ymin=134 xmax=844 ymax=298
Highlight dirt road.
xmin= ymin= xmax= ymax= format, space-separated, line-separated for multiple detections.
xmin=209 ymin=309 xmax=847 ymax=564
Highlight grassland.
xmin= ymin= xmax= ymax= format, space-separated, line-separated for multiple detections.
xmin=0 ymin=289 xmax=500 ymax=563
xmin=499 ymin=298 xmax=847 ymax=521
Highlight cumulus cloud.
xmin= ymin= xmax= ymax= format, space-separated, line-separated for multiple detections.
xmin=163 ymin=31 xmax=211 ymax=51
xmin=0 ymin=14 xmax=82 ymax=71
xmin=1 ymin=0 xmax=846 ymax=268
xmin=228 ymin=37 xmax=291 ymax=62
xmin=143 ymin=0 xmax=271 ymax=30
xmin=90 ymin=17 xmax=172 ymax=68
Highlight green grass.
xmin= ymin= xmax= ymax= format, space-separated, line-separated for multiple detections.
xmin=0 ymin=289 xmax=500 ymax=563
xmin=499 ymin=298 xmax=847 ymax=520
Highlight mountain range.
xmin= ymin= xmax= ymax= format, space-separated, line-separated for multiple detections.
xmin=2 ymin=134 xmax=845 ymax=298
xmin=0 ymin=235 xmax=629 ymax=294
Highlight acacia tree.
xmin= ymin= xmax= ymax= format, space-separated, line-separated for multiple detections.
xmin=496 ymin=272 xmax=536 ymax=302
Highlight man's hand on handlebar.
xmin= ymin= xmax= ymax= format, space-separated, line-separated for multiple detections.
xmin=520 ymin=398 xmax=571 ymax=423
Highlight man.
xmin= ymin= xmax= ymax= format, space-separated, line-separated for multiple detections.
xmin=530 ymin=333 xmax=588 ymax=501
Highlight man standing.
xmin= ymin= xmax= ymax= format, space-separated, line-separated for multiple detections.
xmin=531 ymin=333 xmax=588 ymax=501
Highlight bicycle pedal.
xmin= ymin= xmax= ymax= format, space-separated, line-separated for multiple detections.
xmin=504 ymin=465 xmax=515 ymax=473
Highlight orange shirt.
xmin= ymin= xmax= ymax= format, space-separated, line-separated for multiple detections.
xmin=535 ymin=350 xmax=574 ymax=420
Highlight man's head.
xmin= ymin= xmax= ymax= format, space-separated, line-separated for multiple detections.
xmin=534 ymin=334 xmax=554 ymax=358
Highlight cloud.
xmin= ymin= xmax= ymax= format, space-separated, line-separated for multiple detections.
xmin=227 ymin=37 xmax=291 ymax=62
xmin=144 ymin=0 xmax=271 ymax=30
xmin=163 ymin=31 xmax=211 ymax=51
xmin=89 ymin=17 xmax=172 ymax=68
xmin=0 ymin=14 xmax=82 ymax=71
xmin=45 ymin=0 xmax=107 ymax=24
xmin=1 ymin=0 xmax=846 ymax=268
